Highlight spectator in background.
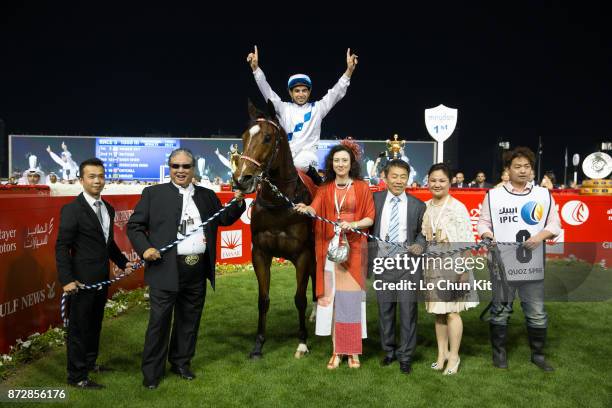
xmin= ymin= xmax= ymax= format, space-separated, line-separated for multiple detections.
xmin=371 ymin=170 xmax=387 ymax=189
xmin=23 ymin=170 xmax=44 ymax=185
xmin=410 ymin=181 xmax=421 ymax=188
xmin=528 ymin=169 xmax=537 ymax=186
xmin=46 ymin=173 xmax=59 ymax=185
xmin=469 ymin=171 xmax=493 ymax=189
xmin=540 ymin=171 xmax=556 ymax=190
xmin=451 ymin=172 xmax=468 ymax=188
xmin=495 ymin=170 xmax=510 ymax=188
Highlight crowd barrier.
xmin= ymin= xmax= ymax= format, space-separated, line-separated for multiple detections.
xmin=1 ymin=186 xmax=610 ymax=353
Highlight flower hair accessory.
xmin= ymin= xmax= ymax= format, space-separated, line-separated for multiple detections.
xmin=339 ymin=137 xmax=362 ymax=161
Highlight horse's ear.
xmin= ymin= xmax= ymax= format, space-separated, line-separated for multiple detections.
xmin=266 ymin=99 xmax=276 ymax=119
xmin=248 ymin=99 xmax=258 ymax=120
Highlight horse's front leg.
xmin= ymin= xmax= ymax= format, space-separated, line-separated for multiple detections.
xmin=250 ymin=246 xmax=272 ymax=359
xmin=293 ymin=249 xmax=315 ymax=358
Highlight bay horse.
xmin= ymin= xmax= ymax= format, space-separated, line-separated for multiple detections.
xmin=232 ymin=100 xmax=316 ymax=359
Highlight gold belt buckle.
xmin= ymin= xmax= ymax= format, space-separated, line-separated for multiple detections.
xmin=184 ymin=254 xmax=199 ymax=266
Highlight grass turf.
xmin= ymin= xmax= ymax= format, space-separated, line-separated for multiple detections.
xmin=2 ymin=264 xmax=611 ymax=407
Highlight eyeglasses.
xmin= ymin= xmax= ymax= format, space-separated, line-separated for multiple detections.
xmin=170 ymin=163 xmax=193 ymax=170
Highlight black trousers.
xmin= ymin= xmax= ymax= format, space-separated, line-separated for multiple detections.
xmin=375 ymin=268 xmax=420 ymax=363
xmin=66 ymin=286 xmax=108 ymax=383
xmin=142 ymin=258 xmax=207 ymax=383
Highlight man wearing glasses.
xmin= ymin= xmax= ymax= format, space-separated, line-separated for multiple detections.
xmin=127 ymin=148 xmax=246 ymax=389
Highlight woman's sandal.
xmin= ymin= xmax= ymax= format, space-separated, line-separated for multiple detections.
xmin=348 ymin=354 xmax=361 ymax=369
xmin=327 ymin=354 xmax=342 ymax=370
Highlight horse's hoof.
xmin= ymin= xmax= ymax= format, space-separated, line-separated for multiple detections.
xmin=294 ymin=343 xmax=309 ymax=359
xmin=249 ymin=351 xmax=263 ymax=360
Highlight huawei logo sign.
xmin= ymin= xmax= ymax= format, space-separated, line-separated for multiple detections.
xmin=561 ymin=200 xmax=590 ymax=226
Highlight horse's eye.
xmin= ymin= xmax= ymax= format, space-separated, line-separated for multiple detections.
xmin=264 ymin=134 xmax=271 ymax=143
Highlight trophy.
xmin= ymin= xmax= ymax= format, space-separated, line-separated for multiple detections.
xmin=580 ymin=152 xmax=612 ymax=195
xmin=386 ymin=134 xmax=405 ymax=159
xmin=229 ymin=143 xmax=241 ymax=173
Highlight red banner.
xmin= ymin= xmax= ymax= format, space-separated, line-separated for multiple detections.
xmin=1 ymin=189 xmax=610 ymax=353
xmin=0 ymin=192 xmax=253 ymax=353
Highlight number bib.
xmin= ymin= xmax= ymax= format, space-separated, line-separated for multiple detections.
xmin=489 ymin=185 xmax=552 ymax=283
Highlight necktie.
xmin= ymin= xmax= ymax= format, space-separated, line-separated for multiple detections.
xmin=94 ymin=200 xmax=104 ymax=226
xmin=387 ymin=196 xmax=400 ymax=242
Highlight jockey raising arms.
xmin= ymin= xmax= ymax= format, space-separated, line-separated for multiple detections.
xmin=247 ymin=46 xmax=358 ymax=184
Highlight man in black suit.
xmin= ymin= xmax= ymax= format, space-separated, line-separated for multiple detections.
xmin=469 ymin=171 xmax=494 ymax=189
xmin=451 ymin=171 xmax=468 ymax=188
xmin=369 ymin=159 xmax=426 ymax=375
xmin=127 ymin=148 xmax=245 ymax=389
xmin=56 ymin=158 xmax=135 ymax=389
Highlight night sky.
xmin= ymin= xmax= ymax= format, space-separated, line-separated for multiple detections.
xmin=1 ymin=3 xmax=609 ymax=182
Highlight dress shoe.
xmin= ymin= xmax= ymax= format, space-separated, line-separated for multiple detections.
xmin=443 ymin=358 xmax=461 ymax=375
xmin=381 ymin=356 xmax=396 ymax=366
xmin=143 ymin=379 xmax=159 ymax=389
xmin=171 ymin=365 xmax=195 ymax=380
xmin=90 ymin=364 xmax=114 ymax=373
xmin=68 ymin=379 xmax=105 ymax=389
xmin=399 ymin=361 xmax=412 ymax=375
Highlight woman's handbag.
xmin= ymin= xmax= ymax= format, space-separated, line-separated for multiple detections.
xmin=327 ymin=227 xmax=350 ymax=263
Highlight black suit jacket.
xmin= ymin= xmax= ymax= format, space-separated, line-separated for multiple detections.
xmin=127 ymin=183 xmax=246 ymax=291
xmin=469 ymin=181 xmax=494 ymax=189
xmin=369 ymin=190 xmax=427 ymax=260
xmin=56 ymin=193 xmax=129 ymax=286
xmin=451 ymin=182 xmax=468 ymax=188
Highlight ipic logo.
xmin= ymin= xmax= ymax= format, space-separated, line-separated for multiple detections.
xmin=521 ymin=202 xmax=544 ymax=225
xmin=561 ymin=200 xmax=590 ymax=226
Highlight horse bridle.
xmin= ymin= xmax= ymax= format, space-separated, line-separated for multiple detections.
xmin=239 ymin=118 xmax=282 ymax=178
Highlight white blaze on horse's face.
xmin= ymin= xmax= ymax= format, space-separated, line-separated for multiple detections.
xmin=249 ymin=125 xmax=261 ymax=137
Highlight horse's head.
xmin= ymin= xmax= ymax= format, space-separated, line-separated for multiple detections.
xmin=233 ymin=99 xmax=285 ymax=193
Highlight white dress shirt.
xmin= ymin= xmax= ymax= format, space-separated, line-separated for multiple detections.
xmin=379 ymin=191 xmax=408 ymax=243
xmin=83 ymin=191 xmax=110 ymax=242
xmin=173 ymin=182 xmax=207 ymax=255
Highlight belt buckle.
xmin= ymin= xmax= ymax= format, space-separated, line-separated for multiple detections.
xmin=184 ymin=254 xmax=199 ymax=266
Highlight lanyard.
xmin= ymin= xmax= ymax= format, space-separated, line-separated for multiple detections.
xmin=334 ymin=180 xmax=353 ymax=220
xmin=429 ymin=195 xmax=450 ymax=239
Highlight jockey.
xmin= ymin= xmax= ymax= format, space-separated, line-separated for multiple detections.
xmin=247 ymin=46 xmax=358 ymax=184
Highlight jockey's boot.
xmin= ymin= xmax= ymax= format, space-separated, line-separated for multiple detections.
xmin=490 ymin=323 xmax=508 ymax=369
xmin=527 ymin=326 xmax=554 ymax=371
xmin=306 ymin=165 xmax=323 ymax=185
